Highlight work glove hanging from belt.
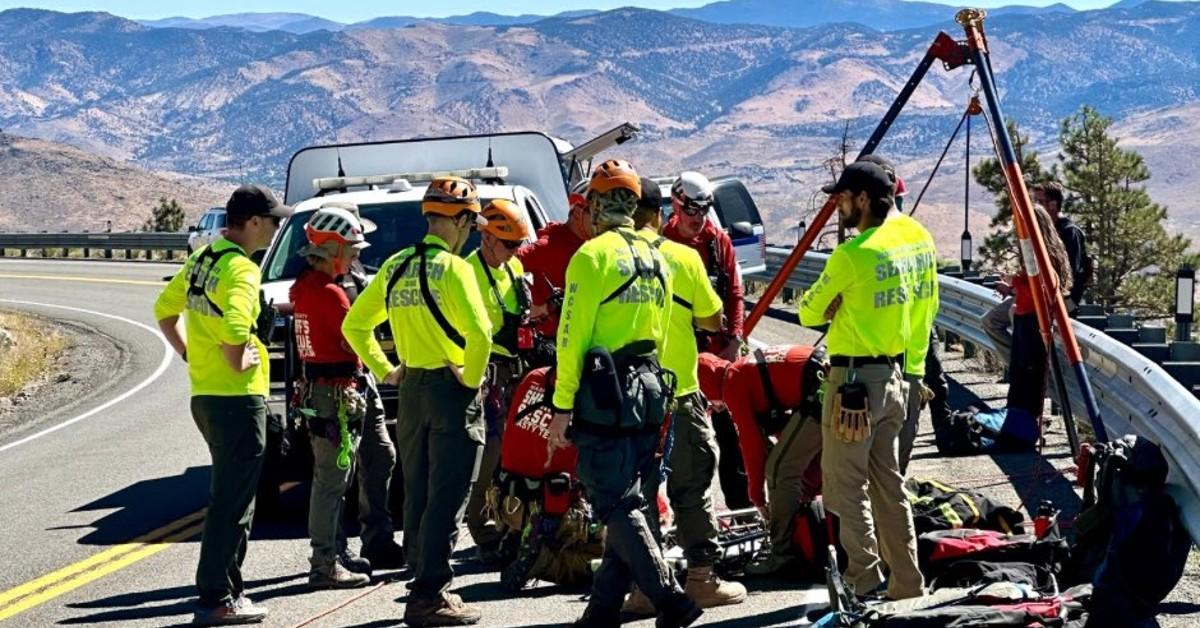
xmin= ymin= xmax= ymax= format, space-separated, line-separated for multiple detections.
xmin=832 ymin=379 xmax=871 ymax=444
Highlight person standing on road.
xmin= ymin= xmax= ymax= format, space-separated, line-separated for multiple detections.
xmin=462 ymin=199 xmax=533 ymax=563
xmin=663 ymin=171 xmax=752 ymax=511
xmin=547 ymin=160 xmax=701 ymax=628
xmin=342 ymin=177 xmax=493 ymax=627
xmin=517 ymin=192 xmax=593 ymax=339
xmin=855 ymin=154 xmax=950 ymax=475
xmin=154 ymin=184 xmax=291 ymax=626
xmin=695 ymin=346 xmax=827 ymax=576
xmin=1035 ymin=182 xmax=1089 ymax=314
xmin=624 ymin=177 xmax=746 ymax=615
xmin=799 ymin=161 xmax=936 ymax=601
xmin=289 ymin=206 xmax=402 ymax=590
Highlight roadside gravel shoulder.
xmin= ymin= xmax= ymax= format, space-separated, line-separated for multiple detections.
xmin=0 ymin=311 xmax=127 ymax=440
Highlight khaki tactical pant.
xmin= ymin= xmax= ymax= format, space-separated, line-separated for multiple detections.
xmin=764 ymin=414 xmax=822 ymax=561
xmin=642 ymin=392 xmax=722 ymax=566
xmin=396 ymin=367 xmax=485 ymax=596
xmin=983 ymin=296 xmax=1014 ymax=366
xmin=355 ymin=375 xmax=398 ymax=552
xmin=821 ymin=363 xmax=924 ymax=600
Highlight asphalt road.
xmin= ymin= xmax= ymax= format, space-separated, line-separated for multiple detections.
xmin=0 ymin=259 xmax=1195 ymax=627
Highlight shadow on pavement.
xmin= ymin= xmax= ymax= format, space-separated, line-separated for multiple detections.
xmin=59 ymin=573 xmax=307 ymax=625
xmin=61 ymin=465 xmax=309 ymax=545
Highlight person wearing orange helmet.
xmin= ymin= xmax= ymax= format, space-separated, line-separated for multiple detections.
xmin=517 ymin=192 xmax=593 ymax=338
xmin=462 ymin=199 xmax=534 ymax=562
xmin=343 ymin=176 xmax=493 ymax=627
xmin=289 ymin=206 xmax=379 ymax=590
xmin=547 ymin=159 xmax=700 ymax=628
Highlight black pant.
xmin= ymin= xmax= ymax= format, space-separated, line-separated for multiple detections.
xmin=1007 ymin=313 xmax=1047 ymax=418
xmin=191 ymin=395 xmax=267 ymax=606
xmin=711 ymin=409 xmax=752 ymax=510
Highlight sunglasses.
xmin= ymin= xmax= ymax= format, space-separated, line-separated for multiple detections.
xmin=679 ymin=202 xmax=710 ymax=217
xmin=499 ymin=239 xmax=522 ymax=251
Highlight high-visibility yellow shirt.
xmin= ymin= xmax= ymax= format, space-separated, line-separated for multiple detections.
xmin=798 ymin=213 xmax=939 ymax=377
xmin=465 ymin=251 xmax=525 ymax=359
xmin=153 ymin=238 xmax=270 ymax=396
xmin=342 ymin=234 xmax=493 ymax=388
xmin=552 ymin=226 xmax=673 ymax=411
xmin=642 ymin=228 xmax=722 ymax=398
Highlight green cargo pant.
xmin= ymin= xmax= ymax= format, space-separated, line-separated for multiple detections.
xmin=643 ymin=392 xmax=721 ymax=566
xmin=305 ymin=381 xmax=364 ymax=569
xmin=396 ymin=367 xmax=485 ymax=596
xmin=764 ymin=413 xmax=822 ymax=562
xmin=190 ymin=395 xmax=267 ymax=606
xmin=820 ymin=363 xmax=924 ymax=600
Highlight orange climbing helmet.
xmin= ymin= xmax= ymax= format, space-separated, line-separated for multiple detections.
xmin=422 ymin=176 xmax=481 ymax=217
xmin=587 ymin=159 xmax=641 ymax=197
xmin=480 ymin=199 xmax=531 ymax=242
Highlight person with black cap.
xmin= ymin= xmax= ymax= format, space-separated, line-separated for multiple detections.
xmin=154 ymin=184 xmax=292 ymax=625
xmin=798 ymin=161 xmax=937 ymax=601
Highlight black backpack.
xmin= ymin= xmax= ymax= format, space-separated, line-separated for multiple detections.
xmin=1070 ymin=436 xmax=1191 ymax=625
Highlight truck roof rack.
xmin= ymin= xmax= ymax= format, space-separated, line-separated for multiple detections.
xmin=313 ymin=167 xmax=509 ymax=195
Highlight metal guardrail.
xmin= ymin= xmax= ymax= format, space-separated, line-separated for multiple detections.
xmin=0 ymin=232 xmax=190 ymax=259
xmin=750 ymin=246 xmax=1200 ymax=542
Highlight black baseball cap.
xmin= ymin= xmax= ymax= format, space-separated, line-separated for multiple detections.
xmin=857 ymin=154 xmax=898 ymax=182
xmin=638 ymin=176 xmax=662 ymax=211
xmin=822 ymin=161 xmax=895 ymax=199
xmin=226 ymin=184 xmax=294 ymax=219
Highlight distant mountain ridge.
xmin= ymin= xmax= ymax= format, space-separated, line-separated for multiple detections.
xmin=3 ymin=2 xmax=1199 ymax=244
xmin=136 ymin=0 xmax=1183 ymax=34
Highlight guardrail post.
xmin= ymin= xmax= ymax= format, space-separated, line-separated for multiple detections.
xmin=82 ymin=230 xmax=90 ymax=258
xmin=104 ymin=221 xmax=113 ymax=259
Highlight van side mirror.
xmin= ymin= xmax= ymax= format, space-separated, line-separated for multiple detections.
xmin=188 ymin=225 xmax=199 ymax=232
xmin=731 ymin=221 xmax=754 ymax=238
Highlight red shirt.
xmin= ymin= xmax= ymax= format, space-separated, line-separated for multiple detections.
xmin=698 ymin=345 xmax=817 ymax=508
xmin=663 ymin=215 xmax=744 ymax=351
xmin=517 ymin=221 xmax=585 ymax=337
xmin=1013 ymin=274 xmax=1035 ymax=316
xmin=289 ymin=268 xmax=359 ymax=365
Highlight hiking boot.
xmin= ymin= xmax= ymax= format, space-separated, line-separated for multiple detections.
xmin=192 ymin=596 xmax=268 ymax=625
xmin=403 ymin=592 xmax=482 ymax=627
xmin=338 ymin=548 xmax=372 ymax=575
xmin=621 ymin=587 xmax=655 ymax=617
xmin=683 ymin=566 xmax=747 ymax=608
xmin=308 ymin=562 xmax=371 ymax=589
xmin=655 ymin=592 xmax=702 ymax=628
xmin=572 ymin=604 xmax=622 ymax=628
xmin=361 ymin=540 xmax=406 ymax=570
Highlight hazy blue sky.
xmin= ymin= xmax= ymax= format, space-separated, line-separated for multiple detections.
xmin=0 ymin=0 xmax=1179 ymax=23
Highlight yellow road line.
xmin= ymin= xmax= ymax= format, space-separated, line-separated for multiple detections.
xmin=0 ymin=510 xmax=206 ymax=621
xmin=0 ymin=273 xmax=164 ymax=287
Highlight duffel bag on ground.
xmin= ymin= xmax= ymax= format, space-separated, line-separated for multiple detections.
xmin=787 ymin=497 xmax=846 ymax=582
xmin=918 ymin=528 xmax=1068 ymax=580
xmin=905 ymin=478 xmax=1025 ymax=535
xmin=930 ymin=560 xmax=1055 ymax=595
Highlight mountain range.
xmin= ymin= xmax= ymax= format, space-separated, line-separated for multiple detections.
xmin=135 ymin=0 xmax=1167 ymax=34
xmin=0 ymin=1 xmax=1198 ymax=249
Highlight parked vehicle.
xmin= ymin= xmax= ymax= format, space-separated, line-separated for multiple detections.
xmin=186 ymin=207 xmax=226 ymax=253
xmin=652 ymin=175 xmax=768 ymax=276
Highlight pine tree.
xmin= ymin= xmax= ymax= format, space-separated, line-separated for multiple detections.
xmin=143 ymin=197 xmax=186 ymax=232
xmin=973 ymin=119 xmax=1055 ymax=272
xmin=1058 ymin=106 xmax=1197 ymax=315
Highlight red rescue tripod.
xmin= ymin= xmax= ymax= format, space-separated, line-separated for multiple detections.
xmin=743 ymin=9 xmax=1108 ymax=445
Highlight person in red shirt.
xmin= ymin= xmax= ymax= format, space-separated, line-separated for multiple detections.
xmin=516 ymin=193 xmax=592 ymax=339
xmin=290 ymin=206 xmax=403 ymax=588
xmin=663 ymin=172 xmax=751 ymax=511
xmin=697 ymin=345 xmax=827 ymax=575
xmin=1003 ymin=203 xmax=1072 ymax=422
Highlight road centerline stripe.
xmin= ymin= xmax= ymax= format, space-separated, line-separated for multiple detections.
xmin=0 ymin=272 xmax=165 ymax=287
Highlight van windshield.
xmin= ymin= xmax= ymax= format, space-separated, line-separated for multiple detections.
xmin=263 ymin=201 xmax=482 ymax=282
xmin=712 ymin=180 xmax=763 ymax=229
